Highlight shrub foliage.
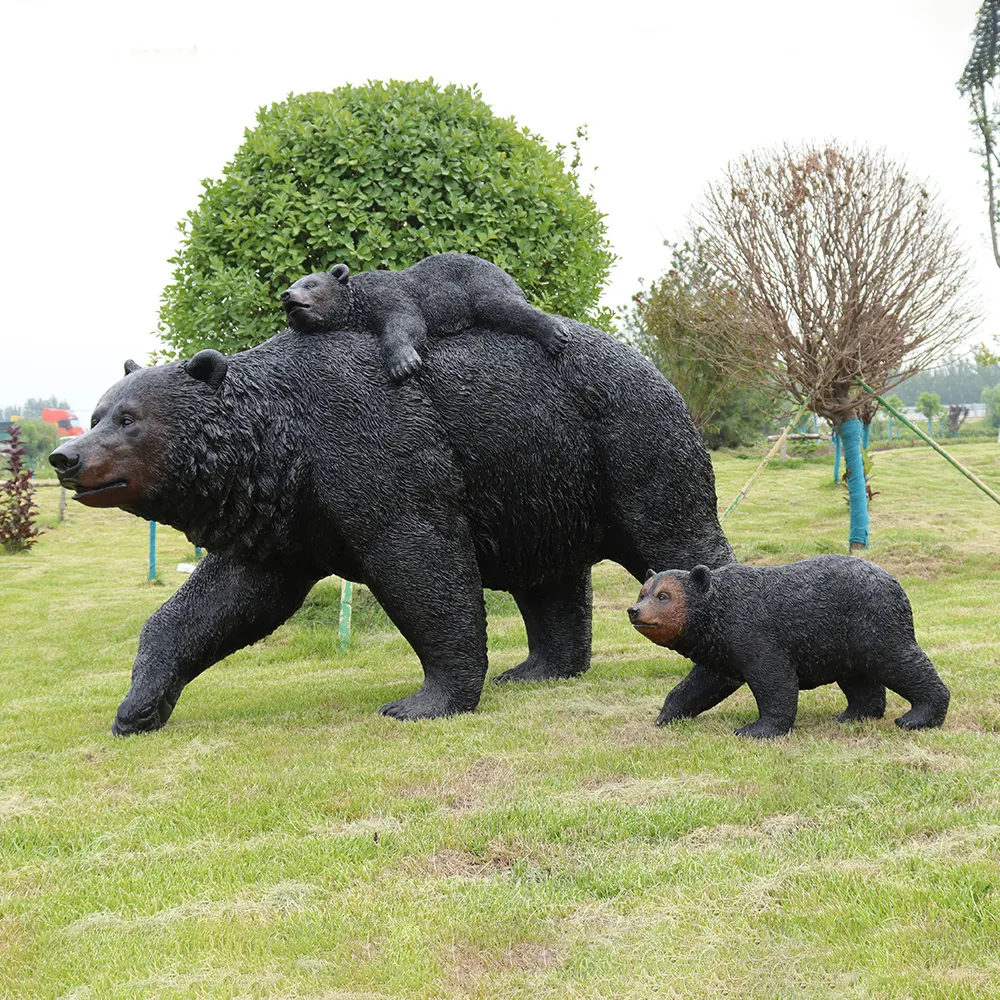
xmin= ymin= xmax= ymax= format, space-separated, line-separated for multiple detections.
xmin=0 ymin=425 xmax=41 ymax=553
xmin=159 ymin=80 xmax=614 ymax=357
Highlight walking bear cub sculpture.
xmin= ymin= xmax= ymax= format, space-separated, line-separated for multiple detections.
xmin=281 ymin=252 xmax=569 ymax=381
xmin=628 ymin=555 xmax=949 ymax=739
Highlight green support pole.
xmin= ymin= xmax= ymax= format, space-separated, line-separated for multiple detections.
xmin=148 ymin=521 xmax=157 ymax=581
xmin=338 ymin=579 xmax=353 ymax=652
xmin=858 ymin=379 xmax=1000 ymax=506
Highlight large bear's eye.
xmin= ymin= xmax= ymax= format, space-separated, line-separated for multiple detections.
xmin=305 ymin=280 xmax=317 ymax=289
xmin=121 ymin=414 xmax=134 ymax=428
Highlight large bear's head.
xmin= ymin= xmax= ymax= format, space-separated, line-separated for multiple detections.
xmin=49 ymin=350 xmax=229 ymax=514
xmin=626 ymin=566 xmax=712 ymax=648
xmin=281 ymin=264 xmax=351 ymax=333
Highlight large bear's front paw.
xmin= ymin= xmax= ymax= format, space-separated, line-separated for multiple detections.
xmin=734 ymin=718 xmax=792 ymax=740
xmin=655 ymin=701 xmax=687 ymax=727
xmin=112 ymin=684 xmax=182 ymax=737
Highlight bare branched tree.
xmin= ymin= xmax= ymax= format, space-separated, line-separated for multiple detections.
xmin=694 ymin=145 xmax=979 ymax=423
xmin=692 ymin=143 xmax=979 ymax=549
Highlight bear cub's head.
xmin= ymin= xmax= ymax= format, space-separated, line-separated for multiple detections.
xmin=281 ymin=264 xmax=351 ymax=333
xmin=627 ymin=566 xmax=712 ymax=647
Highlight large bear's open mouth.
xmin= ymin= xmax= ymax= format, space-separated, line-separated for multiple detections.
xmin=61 ymin=479 xmax=129 ymax=502
xmin=283 ymin=300 xmax=309 ymax=316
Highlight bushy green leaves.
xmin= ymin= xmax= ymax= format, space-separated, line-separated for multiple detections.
xmin=158 ymin=80 xmax=614 ymax=356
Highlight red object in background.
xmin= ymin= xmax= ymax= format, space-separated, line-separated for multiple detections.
xmin=42 ymin=408 xmax=83 ymax=437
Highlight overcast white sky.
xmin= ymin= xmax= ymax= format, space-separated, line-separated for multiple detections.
xmin=0 ymin=0 xmax=993 ymax=418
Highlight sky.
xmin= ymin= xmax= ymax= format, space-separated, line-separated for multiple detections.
xmin=0 ymin=0 xmax=994 ymax=421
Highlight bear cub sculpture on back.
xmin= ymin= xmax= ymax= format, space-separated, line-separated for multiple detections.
xmin=281 ymin=252 xmax=569 ymax=381
xmin=629 ymin=555 xmax=949 ymax=739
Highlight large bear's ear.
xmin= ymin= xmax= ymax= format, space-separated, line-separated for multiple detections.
xmin=124 ymin=359 xmax=141 ymax=376
xmin=329 ymin=263 xmax=350 ymax=284
xmin=645 ymin=568 xmax=657 ymax=580
xmin=689 ymin=566 xmax=712 ymax=592
xmin=185 ymin=349 xmax=229 ymax=391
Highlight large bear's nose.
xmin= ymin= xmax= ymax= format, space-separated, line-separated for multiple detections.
xmin=49 ymin=446 xmax=82 ymax=476
xmin=280 ymin=289 xmax=290 ymax=302
xmin=627 ymin=605 xmax=640 ymax=621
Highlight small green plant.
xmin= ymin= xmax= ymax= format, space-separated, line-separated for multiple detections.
xmin=0 ymin=424 xmax=41 ymax=552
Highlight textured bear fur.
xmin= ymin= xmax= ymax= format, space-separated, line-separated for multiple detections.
xmin=627 ymin=556 xmax=949 ymax=739
xmin=50 ymin=321 xmax=734 ymax=735
xmin=281 ymin=253 xmax=569 ymax=381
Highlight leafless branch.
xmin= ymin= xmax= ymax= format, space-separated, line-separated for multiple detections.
xmin=690 ymin=145 xmax=981 ymax=422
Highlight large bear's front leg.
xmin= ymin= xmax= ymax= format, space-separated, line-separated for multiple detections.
xmin=113 ymin=553 xmax=315 ymax=736
xmin=364 ymin=517 xmax=488 ymax=720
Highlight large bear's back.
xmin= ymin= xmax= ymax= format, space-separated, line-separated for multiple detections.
xmin=228 ymin=321 xmax=722 ymax=587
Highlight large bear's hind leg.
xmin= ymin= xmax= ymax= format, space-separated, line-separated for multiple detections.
xmin=493 ymin=570 xmax=592 ymax=684
xmin=368 ymin=519 xmax=489 ymax=720
xmin=113 ymin=554 xmax=316 ymax=736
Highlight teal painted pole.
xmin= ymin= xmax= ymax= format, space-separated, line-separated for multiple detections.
xmin=862 ymin=422 xmax=871 ymax=449
xmin=839 ymin=418 xmax=870 ymax=549
xmin=338 ymin=579 xmax=353 ymax=652
xmin=148 ymin=521 xmax=157 ymax=580
xmin=832 ymin=432 xmax=842 ymax=483
xmin=194 ymin=546 xmax=203 ymax=560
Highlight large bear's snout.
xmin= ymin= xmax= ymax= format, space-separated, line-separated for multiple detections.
xmin=49 ymin=444 xmax=82 ymax=478
xmin=627 ymin=604 xmax=641 ymax=622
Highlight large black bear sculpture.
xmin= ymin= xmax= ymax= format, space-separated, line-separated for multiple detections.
xmin=50 ymin=322 xmax=734 ymax=735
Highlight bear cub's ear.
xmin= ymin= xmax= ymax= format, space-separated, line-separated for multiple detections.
xmin=689 ymin=565 xmax=712 ymax=591
xmin=329 ymin=263 xmax=350 ymax=284
xmin=185 ymin=349 xmax=229 ymax=391
xmin=124 ymin=359 xmax=141 ymax=376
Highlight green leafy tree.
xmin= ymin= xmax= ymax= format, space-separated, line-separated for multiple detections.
xmin=158 ymin=80 xmax=614 ymax=357
xmin=9 ymin=420 xmax=62 ymax=472
xmin=916 ymin=391 xmax=945 ymax=434
xmin=959 ymin=0 xmax=1000 ymax=269
xmin=2 ymin=398 xmax=71 ymax=422
xmin=983 ymin=383 xmax=1000 ymax=429
xmin=619 ymin=241 xmax=774 ymax=448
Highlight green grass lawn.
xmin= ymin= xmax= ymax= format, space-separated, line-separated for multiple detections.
xmin=2 ymin=443 xmax=999 ymax=999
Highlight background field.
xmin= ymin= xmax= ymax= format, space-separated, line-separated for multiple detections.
xmin=1 ymin=443 xmax=999 ymax=999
